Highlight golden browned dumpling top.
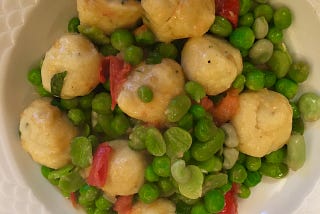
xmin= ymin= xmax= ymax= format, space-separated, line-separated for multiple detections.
xmin=141 ymin=0 xmax=215 ymax=42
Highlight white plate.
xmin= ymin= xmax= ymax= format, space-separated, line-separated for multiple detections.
xmin=0 ymin=0 xmax=320 ymax=213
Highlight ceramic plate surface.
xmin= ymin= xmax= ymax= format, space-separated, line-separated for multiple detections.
xmin=0 ymin=0 xmax=320 ymax=213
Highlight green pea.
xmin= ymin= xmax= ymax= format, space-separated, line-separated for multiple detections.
xmin=267 ymin=50 xmax=291 ymax=78
xmin=184 ymin=81 xmax=206 ymax=103
xmin=254 ymin=4 xmax=274 ymax=22
xmin=198 ymin=155 xmax=223 ymax=173
xmin=164 ymin=127 xmax=192 ymax=159
xmin=92 ymin=92 xmax=112 ymax=114
xmin=249 ymin=39 xmax=274 ymax=64
xmin=228 ymin=163 xmax=247 ymax=184
xmin=240 ymin=0 xmax=253 ymax=16
xmin=110 ymin=113 xmax=130 ymax=136
xmin=94 ymin=208 xmax=108 ymax=214
xmin=95 ymin=196 xmax=112 ymax=210
xmin=145 ymin=127 xmax=166 ymax=156
xmin=239 ymin=13 xmax=254 ymax=27
xmin=286 ymin=134 xmax=306 ymax=171
xmin=156 ymin=42 xmax=178 ymax=60
xmin=287 ymin=61 xmax=310 ymax=83
xmin=189 ymin=104 xmax=206 ymax=120
xmin=191 ymin=202 xmax=209 ymax=214
xmin=298 ymin=92 xmax=320 ymax=122
xmin=145 ymin=165 xmax=160 ymax=182
xmin=36 ymin=85 xmax=51 ymax=97
xmin=237 ymin=152 xmax=247 ymax=164
xmin=79 ymin=93 xmax=95 ymax=110
xmin=292 ymin=118 xmax=305 ymax=135
xmin=47 ymin=164 xmax=74 ymax=185
xmin=68 ymin=108 xmax=86 ymax=125
xmin=165 ymin=94 xmax=191 ymax=122
xmin=275 ymin=78 xmax=298 ymax=99
xmin=70 ymin=136 xmax=93 ymax=168
xmin=194 ymin=118 xmax=218 ymax=142
xmin=245 ymin=156 xmax=261 ymax=171
xmin=137 ymin=85 xmax=153 ymax=103
xmin=27 ymin=67 xmax=42 ymax=86
xmin=259 ymin=162 xmax=288 ymax=179
xmin=263 ymin=71 xmax=277 ymax=88
xmin=229 ymin=27 xmax=255 ymax=50
xmin=128 ymin=125 xmax=148 ymax=150
xmin=138 ymin=183 xmax=160 ymax=204
xmin=145 ymin=51 xmax=163 ymax=65
xmin=88 ymin=135 xmax=99 ymax=151
xmin=253 ymin=16 xmax=269 ymax=39
xmin=178 ymin=112 xmax=194 ymax=131
xmin=223 ymin=148 xmax=239 ymax=170
xmin=79 ymin=184 xmax=100 ymax=204
xmin=158 ymin=178 xmax=175 ymax=197
xmin=232 ymin=74 xmax=246 ymax=91
xmin=265 ymin=147 xmax=286 ymax=163
xmin=176 ymin=200 xmax=193 ymax=214
xmin=238 ymin=184 xmax=251 ymax=198
xmin=152 ymin=156 xmax=171 ymax=177
xmin=219 ymin=182 xmax=232 ymax=194
xmin=99 ymin=44 xmax=119 ymax=56
xmin=68 ymin=17 xmax=80 ymax=33
xmin=110 ymin=29 xmax=134 ymax=51
xmin=134 ymin=25 xmax=156 ymax=46
xmin=78 ymin=25 xmax=109 ymax=45
xmin=290 ymin=102 xmax=300 ymax=119
xmin=124 ymin=45 xmax=144 ymax=65
xmin=242 ymin=61 xmax=256 ymax=73
xmin=245 ymin=69 xmax=265 ymax=90
xmin=244 ymin=170 xmax=262 ymax=187
xmin=267 ymin=27 xmax=284 ymax=44
xmin=202 ymin=173 xmax=228 ymax=194
xmin=85 ymin=207 xmax=96 ymax=214
xmin=58 ymin=170 xmax=85 ymax=193
xmin=191 ymin=129 xmax=225 ymax=161
xmin=209 ymin=16 xmax=233 ymax=37
xmin=204 ymin=189 xmax=225 ymax=213
xmin=97 ymin=113 xmax=116 ymax=138
xmin=60 ymin=98 xmax=79 ymax=110
xmin=41 ymin=165 xmax=54 ymax=179
xmin=273 ymin=7 xmax=292 ymax=30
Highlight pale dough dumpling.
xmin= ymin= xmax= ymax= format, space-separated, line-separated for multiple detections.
xmin=181 ymin=35 xmax=243 ymax=96
xmin=141 ymin=0 xmax=215 ymax=42
xmin=77 ymin=0 xmax=142 ymax=34
xmin=231 ymin=89 xmax=293 ymax=157
xmin=117 ymin=59 xmax=185 ymax=125
xmin=19 ymin=98 xmax=78 ymax=169
xmin=41 ymin=34 xmax=101 ymax=99
xmin=102 ymin=140 xmax=147 ymax=196
xmin=131 ymin=199 xmax=176 ymax=214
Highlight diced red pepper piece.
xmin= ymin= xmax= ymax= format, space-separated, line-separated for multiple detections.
xmin=219 ymin=184 xmax=238 ymax=214
xmin=99 ymin=56 xmax=132 ymax=110
xmin=215 ymin=0 xmax=240 ymax=27
xmin=113 ymin=195 xmax=133 ymax=214
xmin=70 ymin=192 xmax=77 ymax=208
xmin=87 ymin=143 xmax=112 ymax=188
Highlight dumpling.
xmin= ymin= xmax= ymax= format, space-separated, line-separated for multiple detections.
xmin=77 ymin=0 xmax=142 ymax=34
xmin=102 ymin=140 xmax=147 ymax=196
xmin=19 ymin=98 xmax=78 ymax=169
xmin=181 ymin=35 xmax=242 ymax=96
xmin=131 ymin=198 xmax=176 ymax=214
xmin=41 ymin=34 xmax=101 ymax=99
xmin=141 ymin=0 xmax=215 ymax=42
xmin=117 ymin=59 xmax=185 ymax=125
xmin=231 ymin=89 xmax=293 ymax=157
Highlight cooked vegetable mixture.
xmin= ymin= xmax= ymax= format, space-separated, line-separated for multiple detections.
xmin=20 ymin=0 xmax=320 ymax=213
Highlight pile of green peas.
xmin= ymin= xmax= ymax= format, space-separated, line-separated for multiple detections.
xmin=25 ymin=0 xmax=320 ymax=213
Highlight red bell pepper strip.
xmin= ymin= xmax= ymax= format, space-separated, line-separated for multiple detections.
xmin=113 ymin=195 xmax=133 ymax=214
xmin=99 ymin=56 xmax=132 ymax=110
xmin=215 ymin=0 xmax=240 ymax=27
xmin=219 ymin=184 xmax=238 ymax=214
xmin=87 ymin=143 xmax=112 ymax=188
xmin=70 ymin=192 xmax=77 ymax=208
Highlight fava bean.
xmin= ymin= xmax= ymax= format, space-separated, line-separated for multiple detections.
xmin=194 ymin=118 xmax=219 ymax=142
xmin=171 ymin=159 xmax=192 ymax=184
xmin=298 ymin=92 xmax=320 ymax=121
xmin=145 ymin=127 xmax=166 ymax=156
xmin=249 ymin=39 xmax=274 ymax=64
xmin=197 ymin=156 xmax=223 ymax=173
xmin=164 ymin=127 xmax=192 ymax=158
xmin=184 ymin=81 xmax=206 ymax=103
xmin=265 ymin=147 xmax=286 ymax=163
xmin=267 ymin=50 xmax=291 ymax=78
xmin=253 ymin=17 xmax=269 ymax=39
xmin=259 ymin=162 xmax=288 ymax=178
xmin=165 ymin=94 xmax=191 ymax=122
xmin=221 ymin=123 xmax=239 ymax=148
xmin=128 ymin=125 xmax=148 ymax=150
xmin=78 ymin=25 xmax=109 ymax=45
xmin=70 ymin=136 xmax=93 ymax=168
xmin=286 ymin=134 xmax=306 ymax=171
xmin=202 ymin=173 xmax=228 ymax=194
xmin=223 ymin=148 xmax=239 ymax=170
